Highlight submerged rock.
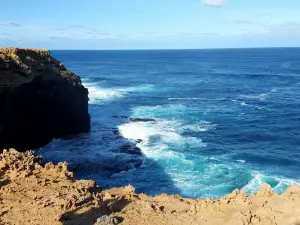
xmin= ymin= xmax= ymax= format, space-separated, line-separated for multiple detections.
xmin=118 ymin=143 xmax=142 ymax=155
xmin=113 ymin=116 xmax=156 ymax=123
xmin=0 ymin=48 xmax=90 ymax=151
xmin=128 ymin=118 xmax=156 ymax=122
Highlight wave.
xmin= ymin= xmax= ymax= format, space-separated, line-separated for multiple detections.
xmin=132 ymin=104 xmax=190 ymax=119
xmin=181 ymin=120 xmax=216 ymax=132
xmin=239 ymin=94 xmax=268 ymax=101
xmin=168 ymin=97 xmax=226 ymax=101
xmin=281 ymin=61 xmax=291 ymax=68
xmin=118 ymin=119 xmax=206 ymax=148
xmin=212 ymin=69 xmax=300 ymax=77
xmin=118 ymin=119 xmax=207 ymax=160
xmin=122 ymin=84 xmax=154 ymax=92
xmin=83 ymin=82 xmax=155 ymax=103
xmin=242 ymin=171 xmax=300 ymax=194
xmin=232 ymin=100 xmax=263 ymax=110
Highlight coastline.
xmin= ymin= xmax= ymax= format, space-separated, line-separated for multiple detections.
xmin=1 ymin=47 xmax=300 ymax=224
xmin=1 ymin=149 xmax=300 ymax=225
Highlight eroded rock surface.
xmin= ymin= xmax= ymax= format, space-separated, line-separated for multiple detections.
xmin=0 ymin=149 xmax=300 ymax=225
xmin=0 ymin=48 xmax=90 ymax=151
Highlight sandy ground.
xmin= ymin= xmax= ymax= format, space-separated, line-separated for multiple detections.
xmin=0 ymin=149 xmax=300 ymax=225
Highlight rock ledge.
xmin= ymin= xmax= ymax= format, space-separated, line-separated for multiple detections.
xmin=1 ymin=149 xmax=300 ymax=225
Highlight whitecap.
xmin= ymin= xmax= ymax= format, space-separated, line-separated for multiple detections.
xmin=85 ymin=84 xmax=124 ymax=103
xmin=281 ymin=61 xmax=291 ymax=68
xmin=242 ymin=171 xmax=300 ymax=194
xmin=168 ymin=97 xmax=226 ymax=101
xmin=122 ymin=84 xmax=154 ymax=92
xmin=83 ymin=82 xmax=155 ymax=103
xmin=239 ymin=94 xmax=268 ymax=101
xmin=232 ymin=99 xmax=264 ymax=110
xmin=181 ymin=120 xmax=216 ymax=132
xmin=132 ymin=104 xmax=189 ymax=119
xmin=118 ymin=119 xmax=206 ymax=160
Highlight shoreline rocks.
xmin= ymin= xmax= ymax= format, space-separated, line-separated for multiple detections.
xmin=0 ymin=48 xmax=90 ymax=151
xmin=0 ymin=149 xmax=300 ymax=225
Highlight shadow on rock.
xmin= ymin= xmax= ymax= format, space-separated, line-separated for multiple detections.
xmin=61 ymin=196 xmax=129 ymax=225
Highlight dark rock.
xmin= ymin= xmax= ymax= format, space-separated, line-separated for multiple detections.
xmin=136 ymin=139 xmax=143 ymax=143
xmin=0 ymin=48 xmax=90 ymax=151
xmin=112 ymin=116 xmax=156 ymax=123
xmin=128 ymin=117 xmax=156 ymax=122
xmin=119 ymin=143 xmax=142 ymax=155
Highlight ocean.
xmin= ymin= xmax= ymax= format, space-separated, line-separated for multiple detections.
xmin=39 ymin=48 xmax=300 ymax=198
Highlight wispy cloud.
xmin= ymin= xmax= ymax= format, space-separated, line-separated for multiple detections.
xmin=0 ymin=22 xmax=22 ymax=27
xmin=202 ymin=0 xmax=226 ymax=7
xmin=262 ymin=21 xmax=300 ymax=31
xmin=68 ymin=24 xmax=85 ymax=28
xmin=54 ymin=28 xmax=68 ymax=31
xmin=232 ymin=19 xmax=300 ymax=39
xmin=235 ymin=19 xmax=300 ymax=32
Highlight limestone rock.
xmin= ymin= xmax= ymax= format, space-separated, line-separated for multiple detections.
xmin=256 ymin=183 xmax=274 ymax=197
xmin=95 ymin=215 xmax=119 ymax=225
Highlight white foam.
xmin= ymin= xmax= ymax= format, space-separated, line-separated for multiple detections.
xmin=242 ymin=171 xmax=300 ymax=194
xmin=168 ymin=97 xmax=204 ymax=100
xmin=118 ymin=119 xmax=206 ymax=160
xmin=132 ymin=104 xmax=189 ymax=119
xmin=86 ymin=86 xmax=124 ymax=103
xmin=239 ymin=94 xmax=268 ymax=101
xmin=122 ymin=84 xmax=154 ymax=92
xmin=232 ymin=99 xmax=263 ymax=110
xmin=182 ymin=120 xmax=216 ymax=132
xmin=281 ymin=61 xmax=291 ymax=68
xmin=118 ymin=120 xmax=181 ymax=144
xmin=168 ymin=97 xmax=225 ymax=101
xmin=83 ymin=82 xmax=155 ymax=103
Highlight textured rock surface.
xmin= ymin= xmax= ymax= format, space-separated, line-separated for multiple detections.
xmin=0 ymin=47 xmax=90 ymax=151
xmin=0 ymin=150 xmax=300 ymax=225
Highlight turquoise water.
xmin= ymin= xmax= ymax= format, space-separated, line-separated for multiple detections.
xmin=39 ymin=49 xmax=300 ymax=198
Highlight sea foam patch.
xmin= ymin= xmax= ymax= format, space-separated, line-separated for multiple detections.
xmin=83 ymin=81 xmax=155 ymax=103
xmin=242 ymin=171 xmax=300 ymax=194
xmin=118 ymin=119 xmax=207 ymax=157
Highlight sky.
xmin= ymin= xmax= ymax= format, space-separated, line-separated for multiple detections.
xmin=1 ymin=0 xmax=300 ymax=49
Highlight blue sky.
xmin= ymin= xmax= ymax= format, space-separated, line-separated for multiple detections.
xmin=1 ymin=0 xmax=300 ymax=49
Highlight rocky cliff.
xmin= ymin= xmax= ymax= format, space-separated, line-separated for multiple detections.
xmin=0 ymin=48 xmax=90 ymax=151
xmin=0 ymin=149 xmax=300 ymax=225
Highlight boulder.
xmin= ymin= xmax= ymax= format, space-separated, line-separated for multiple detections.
xmin=0 ymin=47 xmax=90 ymax=151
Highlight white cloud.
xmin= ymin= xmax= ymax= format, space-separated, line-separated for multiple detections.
xmin=202 ymin=0 xmax=226 ymax=7
xmin=0 ymin=22 xmax=22 ymax=27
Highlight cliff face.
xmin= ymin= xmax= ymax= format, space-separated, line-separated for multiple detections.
xmin=0 ymin=48 xmax=90 ymax=151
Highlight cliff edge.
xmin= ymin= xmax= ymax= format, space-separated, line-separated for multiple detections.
xmin=0 ymin=149 xmax=299 ymax=225
xmin=0 ymin=48 xmax=90 ymax=151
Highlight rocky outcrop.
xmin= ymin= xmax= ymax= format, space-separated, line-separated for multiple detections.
xmin=1 ymin=149 xmax=300 ymax=225
xmin=0 ymin=48 xmax=90 ymax=151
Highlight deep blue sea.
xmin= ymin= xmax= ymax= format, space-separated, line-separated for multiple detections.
xmin=39 ymin=48 xmax=300 ymax=198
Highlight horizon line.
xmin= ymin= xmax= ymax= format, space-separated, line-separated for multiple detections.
xmin=49 ymin=46 xmax=300 ymax=51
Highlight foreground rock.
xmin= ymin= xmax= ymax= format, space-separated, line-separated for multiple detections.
xmin=0 ymin=48 xmax=90 ymax=151
xmin=0 ymin=150 xmax=300 ymax=225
